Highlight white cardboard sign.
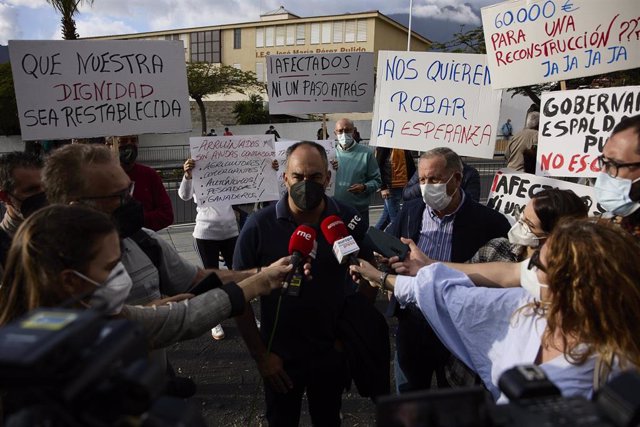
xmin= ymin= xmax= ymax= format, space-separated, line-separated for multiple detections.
xmin=481 ymin=0 xmax=640 ymax=89
xmin=266 ymin=52 xmax=374 ymax=114
xmin=371 ymin=51 xmax=502 ymax=159
xmin=9 ymin=40 xmax=191 ymax=140
xmin=190 ymin=135 xmax=279 ymax=206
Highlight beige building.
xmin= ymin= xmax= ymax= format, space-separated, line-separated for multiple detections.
xmin=88 ymin=7 xmax=431 ymax=124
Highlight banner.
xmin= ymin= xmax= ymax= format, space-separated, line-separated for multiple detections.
xmin=487 ymin=168 xmax=604 ymax=223
xmin=266 ymin=52 xmax=374 ymax=114
xmin=273 ymin=140 xmax=337 ymax=198
xmin=8 ymin=40 xmax=191 ymax=140
xmin=371 ymin=51 xmax=501 ymax=159
xmin=481 ymin=0 xmax=640 ymax=89
xmin=537 ymin=86 xmax=640 ymax=178
xmin=189 ymin=135 xmax=279 ymax=206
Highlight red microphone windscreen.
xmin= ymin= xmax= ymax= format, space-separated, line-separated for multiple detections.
xmin=288 ymin=225 xmax=316 ymax=257
xmin=320 ymin=215 xmax=349 ymax=245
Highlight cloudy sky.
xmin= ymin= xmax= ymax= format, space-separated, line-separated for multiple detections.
xmin=0 ymin=0 xmax=495 ymax=44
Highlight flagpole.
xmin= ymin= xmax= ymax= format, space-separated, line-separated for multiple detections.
xmin=407 ymin=0 xmax=413 ymax=51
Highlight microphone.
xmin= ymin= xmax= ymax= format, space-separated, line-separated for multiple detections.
xmin=320 ymin=215 xmax=360 ymax=265
xmin=284 ymin=224 xmax=317 ymax=296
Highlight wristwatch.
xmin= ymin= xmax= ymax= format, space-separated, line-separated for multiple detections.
xmin=378 ymin=271 xmax=389 ymax=291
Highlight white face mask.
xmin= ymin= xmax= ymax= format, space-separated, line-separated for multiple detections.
xmin=594 ymin=172 xmax=640 ymax=217
xmin=337 ymin=133 xmax=355 ymax=149
xmin=508 ymin=215 xmax=544 ymax=247
xmin=420 ymin=174 xmax=454 ymax=212
xmin=519 ymin=259 xmax=548 ymax=300
xmin=74 ymin=262 xmax=132 ymax=315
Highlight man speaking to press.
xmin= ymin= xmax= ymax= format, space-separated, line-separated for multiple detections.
xmin=233 ymin=141 xmax=376 ymax=426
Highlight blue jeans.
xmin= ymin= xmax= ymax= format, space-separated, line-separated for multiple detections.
xmin=375 ymin=188 xmax=402 ymax=230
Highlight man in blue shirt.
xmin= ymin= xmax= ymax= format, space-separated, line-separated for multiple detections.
xmin=333 ymin=118 xmax=381 ymax=229
xmin=233 ymin=141 xmax=375 ymax=426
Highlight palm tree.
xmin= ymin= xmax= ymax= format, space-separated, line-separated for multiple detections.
xmin=46 ymin=0 xmax=94 ymax=40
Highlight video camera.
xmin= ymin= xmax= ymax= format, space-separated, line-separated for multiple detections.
xmin=0 ymin=308 xmax=205 ymax=426
xmin=377 ymin=365 xmax=640 ymax=427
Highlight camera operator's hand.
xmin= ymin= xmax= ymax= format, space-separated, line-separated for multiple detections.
xmin=257 ymin=352 xmax=293 ymax=393
xmin=389 ymin=238 xmax=433 ymax=276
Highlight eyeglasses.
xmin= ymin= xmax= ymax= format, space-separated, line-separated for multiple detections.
xmin=597 ymin=155 xmax=640 ymax=178
xmin=527 ymin=248 xmax=546 ymax=273
xmin=79 ymin=182 xmax=135 ymax=206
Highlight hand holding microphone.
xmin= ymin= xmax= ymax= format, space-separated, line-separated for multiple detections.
xmin=283 ymin=224 xmax=317 ymax=296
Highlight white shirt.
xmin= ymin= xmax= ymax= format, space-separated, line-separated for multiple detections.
xmin=178 ymin=176 xmax=239 ymax=241
xmin=394 ymin=263 xmax=600 ymax=402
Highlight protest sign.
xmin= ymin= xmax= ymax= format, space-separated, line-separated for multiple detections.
xmin=189 ymin=135 xmax=279 ymax=206
xmin=371 ymin=51 xmax=501 ymax=159
xmin=266 ymin=52 xmax=374 ymax=114
xmin=9 ymin=40 xmax=191 ymax=140
xmin=537 ymin=86 xmax=640 ymax=178
xmin=481 ymin=0 xmax=640 ymax=89
xmin=273 ymin=140 xmax=337 ymax=198
xmin=487 ymin=168 xmax=604 ymax=223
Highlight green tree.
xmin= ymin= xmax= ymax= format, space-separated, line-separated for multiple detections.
xmin=232 ymin=94 xmax=269 ymax=124
xmin=187 ymin=63 xmax=263 ymax=135
xmin=46 ymin=0 xmax=94 ymax=40
xmin=0 ymin=63 xmax=21 ymax=136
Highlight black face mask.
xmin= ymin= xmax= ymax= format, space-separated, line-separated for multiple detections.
xmin=119 ymin=145 xmax=138 ymax=166
xmin=289 ymin=180 xmax=325 ymax=211
xmin=19 ymin=192 xmax=48 ymax=218
xmin=112 ymin=198 xmax=144 ymax=238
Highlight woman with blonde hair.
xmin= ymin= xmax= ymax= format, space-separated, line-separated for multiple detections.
xmin=352 ymin=218 xmax=640 ymax=401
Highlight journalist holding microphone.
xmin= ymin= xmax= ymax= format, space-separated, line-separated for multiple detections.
xmin=233 ymin=141 xmax=376 ymax=426
xmin=351 ymin=217 xmax=640 ymax=402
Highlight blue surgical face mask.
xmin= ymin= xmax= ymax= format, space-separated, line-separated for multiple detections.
xmin=337 ymin=133 xmax=355 ymax=149
xmin=594 ymin=172 xmax=640 ymax=217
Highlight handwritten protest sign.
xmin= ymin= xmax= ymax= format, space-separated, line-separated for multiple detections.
xmin=266 ymin=52 xmax=374 ymax=114
xmin=481 ymin=0 xmax=640 ymax=89
xmin=487 ymin=168 xmax=604 ymax=223
xmin=273 ymin=140 xmax=337 ymax=198
xmin=371 ymin=51 xmax=501 ymax=159
xmin=537 ymin=86 xmax=640 ymax=178
xmin=8 ymin=40 xmax=190 ymax=140
xmin=190 ymin=135 xmax=279 ymax=206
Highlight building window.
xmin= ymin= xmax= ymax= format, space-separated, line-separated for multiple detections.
xmin=357 ymin=20 xmax=367 ymax=42
xmin=332 ymin=21 xmax=343 ymax=43
xmin=322 ymin=22 xmax=331 ymax=44
xmin=256 ymin=27 xmax=264 ymax=48
xmin=165 ymin=34 xmax=179 ymax=40
xmin=345 ymin=20 xmax=356 ymax=42
xmin=286 ymin=25 xmax=295 ymax=45
xmin=234 ymin=28 xmax=241 ymax=49
xmin=265 ymin=26 xmax=274 ymax=47
xmin=310 ymin=23 xmax=320 ymax=44
xmin=190 ymin=30 xmax=220 ymax=63
xmin=276 ymin=26 xmax=285 ymax=46
xmin=256 ymin=62 xmax=265 ymax=82
xmin=296 ymin=24 xmax=305 ymax=45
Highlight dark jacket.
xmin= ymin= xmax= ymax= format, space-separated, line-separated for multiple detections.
xmin=375 ymin=147 xmax=416 ymax=191
xmin=387 ymin=192 xmax=510 ymax=263
xmin=402 ymin=162 xmax=481 ymax=203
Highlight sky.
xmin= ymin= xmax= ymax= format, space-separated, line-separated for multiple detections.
xmin=0 ymin=0 xmax=496 ymax=44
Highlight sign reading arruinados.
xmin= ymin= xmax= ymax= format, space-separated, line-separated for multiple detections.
xmin=190 ymin=135 xmax=279 ymax=206
xmin=487 ymin=168 xmax=604 ymax=223
xmin=371 ymin=51 xmax=501 ymax=159
xmin=481 ymin=0 xmax=640 ymax=89
xmin=537 ymin=86 xmax=640 ymax=178
xmin=266 ymin=52 xmax=374 ymax=114
xmin=9 ymin=40 xmax=191 ymax=140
